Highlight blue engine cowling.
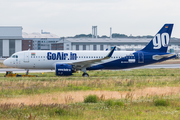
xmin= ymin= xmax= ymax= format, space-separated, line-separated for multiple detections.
xmin=55 ymin=64 xmax=72 ymax=76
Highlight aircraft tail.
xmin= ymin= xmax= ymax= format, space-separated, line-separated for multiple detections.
xmin=141 ymin=24 xmax=174 ymax=53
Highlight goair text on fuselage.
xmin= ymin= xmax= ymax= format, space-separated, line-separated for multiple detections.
xmin=47 ymin=52 xmax=77 ymax=60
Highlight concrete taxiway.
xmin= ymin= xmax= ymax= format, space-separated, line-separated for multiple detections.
xmin=0 ymin=64 xmax=179 ymax=73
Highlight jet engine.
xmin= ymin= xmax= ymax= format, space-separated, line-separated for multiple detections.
xmin=55 ymin=64 xmax=73 ymax=76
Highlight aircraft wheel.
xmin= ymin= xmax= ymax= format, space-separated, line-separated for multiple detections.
xmin=82 ymin=73 xmax=89 ymax=77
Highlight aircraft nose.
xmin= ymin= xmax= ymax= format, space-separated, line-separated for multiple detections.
xmin=3 ymin=59 xmax=8 ymax=66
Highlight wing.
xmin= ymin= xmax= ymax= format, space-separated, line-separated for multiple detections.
xmin=70 ymin=46 xmax=116 ymax=69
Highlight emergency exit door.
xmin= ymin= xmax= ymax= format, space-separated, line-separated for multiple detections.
xmin=24 ymin=52 xmax=29 ymax=62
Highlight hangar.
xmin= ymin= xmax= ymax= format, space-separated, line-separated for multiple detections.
xmin=0 ymin=26 xmax=23 ymax=58
xmin=52 ymin=38 xmax=180 ymax=53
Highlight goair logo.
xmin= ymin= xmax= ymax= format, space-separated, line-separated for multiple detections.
xmin=47 ymin=52 xmax=77 ymax=60
xmin=153 ymin=33 xmax=169 ymax=49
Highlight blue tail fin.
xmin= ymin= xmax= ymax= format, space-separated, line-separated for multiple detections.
xmin=142 ymin=24 xmax=173 ymax=53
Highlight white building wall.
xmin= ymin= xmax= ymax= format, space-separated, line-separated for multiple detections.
xmin=86 ymin=45 xmax=90 ymax=50
xmin=79 ymin=45 xmax=83 ymax=50
xmin=107 ymin=45 xmax=111 ymax=50
xmin=0 ymin=27 xmax=22 ymax=38
xmin=72 ymin=45 xmax=76 ymax=50
xmin=15 ymin=40 xmax=22 ymax=52
xmin=90 ymin=45 xmax=93 ymax=50
xmin=3 ymin=40 xmax=9 ymax=56
xmin=104 ymin=45 xmax=107 ymax=50
xmin=64 ymin=41 xmax=71 ymax=50
xmin=97 ymin=45 xmax=100 ymax=50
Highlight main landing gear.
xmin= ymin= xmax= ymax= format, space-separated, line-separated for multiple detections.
xmin=81 ymin=68 xmax=89 ymax=77
xmin=82 ymin=73 xmax=89 ymax=77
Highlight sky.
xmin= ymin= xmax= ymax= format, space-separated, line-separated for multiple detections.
xmin=0 ymin=0 xmax=180 ymax=38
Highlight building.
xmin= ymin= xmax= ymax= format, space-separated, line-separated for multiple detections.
xmin=22 ymin=40 xmax=33 ymax=50
xmin=0 ymin=26 xmax=23 ymax=58
xmin=52 ymin=38 xmax=150 ymax=51
xmin=23 ymin=31 xmax=60 ymax=50
xmin=51 ymin=38 xmax=180 ymax=53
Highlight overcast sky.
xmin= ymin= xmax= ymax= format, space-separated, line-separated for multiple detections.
xmin=0 ymin=0 xmax=180 ymax=38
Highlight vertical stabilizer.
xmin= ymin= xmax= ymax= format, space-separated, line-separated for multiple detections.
xmin=142 ymin=24 xmax=173 ymax=52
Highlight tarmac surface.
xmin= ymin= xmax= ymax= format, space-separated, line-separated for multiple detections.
xmin=0 ymin=64 xmax=179 ymax=73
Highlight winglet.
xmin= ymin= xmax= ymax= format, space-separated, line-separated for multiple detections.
xmin=104 ymin=46 xmax=116 ymax=59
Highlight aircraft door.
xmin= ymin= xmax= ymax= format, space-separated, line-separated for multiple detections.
xmin=138 ymin=52 xmax=144 ymax=63
xmin=24 ymin=52 xmax=29 ymax=62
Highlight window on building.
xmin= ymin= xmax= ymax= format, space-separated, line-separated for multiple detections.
xmin=0 ymin=40 xmax=2 ymax=57
xmin=93 ymin=45 xmax=97 ymax=50
xmin=9 ymin=40 xmax=15 ymax=56
xmin=83 ymin=45 xmax=86 ymax=50
xmin=100 ymin=45 xmax=104 ymax=50
xmin=76 ymin=45 xmax=79 ymax=50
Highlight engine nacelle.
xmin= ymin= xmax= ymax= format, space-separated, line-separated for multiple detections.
xmin=55 ymin=64 xmax=72 ymax=76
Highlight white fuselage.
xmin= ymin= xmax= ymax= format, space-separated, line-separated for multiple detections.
xmin=4 ymin=50 xmax=134 ymax=69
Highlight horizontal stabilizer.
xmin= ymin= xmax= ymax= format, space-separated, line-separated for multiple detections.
xmin=152 ymin=54 xmax=175 ymax=60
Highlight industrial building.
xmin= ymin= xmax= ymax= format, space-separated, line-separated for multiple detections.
xmin=0 ymin=26 xmax=23 ymax=58
xmin=52 ymin=38 xmax=180 ymax=53
xmin=23 ymin=30 xmax=60 ymax=50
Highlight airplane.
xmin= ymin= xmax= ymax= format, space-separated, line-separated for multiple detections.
xmin=3 ymin=24 xmax=176 ymax=77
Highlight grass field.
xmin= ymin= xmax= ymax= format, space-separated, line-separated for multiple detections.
xmin=0 ymin=69 xmax=180 ymax=119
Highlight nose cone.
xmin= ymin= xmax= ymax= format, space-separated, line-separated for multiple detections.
xmin=3 ymin=59 xmax=8 ymax=66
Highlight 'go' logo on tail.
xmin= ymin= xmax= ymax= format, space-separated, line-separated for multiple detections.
xmin=153 ymin=33 xmax=169 ymax=49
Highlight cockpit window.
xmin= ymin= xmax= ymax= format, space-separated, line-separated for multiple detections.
xmin=11 ymin=55 xmax=18 ymax=58
xmin=12 ymin=55 xmax=16 ymax=58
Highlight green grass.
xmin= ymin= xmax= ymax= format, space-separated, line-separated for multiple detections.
xmin=0 ymin=69 xmax=180 ymax=97
xmin=84 ymin=95 xmax=98 ymax=103
xmin=154 ymin=99 xmax=170 ymax=106
xmin=0 ymin=97 xmax=180 ymax=119
xmin=0 ymin=69 xmax=180 ymax=119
